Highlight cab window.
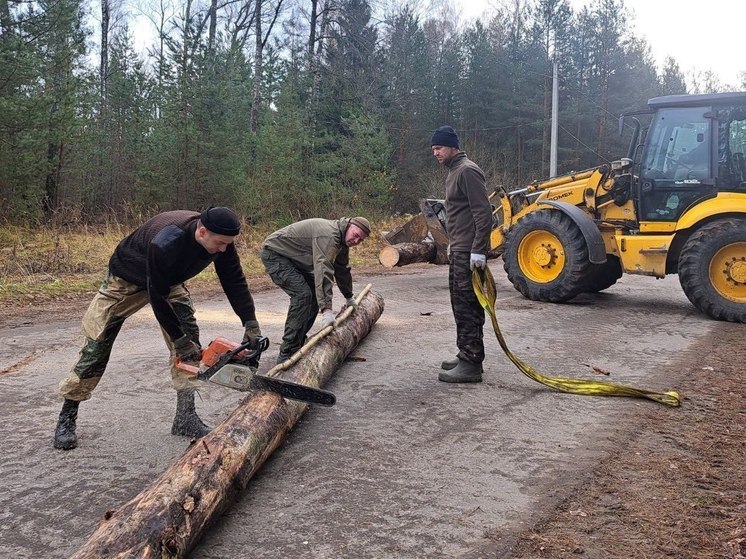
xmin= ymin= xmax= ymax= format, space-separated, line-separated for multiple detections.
xmin=639 ymin=107 xmax=714 ymax=221
xmin=641 ymin=107 xmax=711 ymax=181
xmin=718 ymin=108 xmax=746 ymax=189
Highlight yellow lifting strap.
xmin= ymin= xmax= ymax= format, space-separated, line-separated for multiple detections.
xmin=472 ymin=267 xmax=681 ymax=407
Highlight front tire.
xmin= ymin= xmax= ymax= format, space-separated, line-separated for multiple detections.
xmin=678 ymin=218 xmax=746 ymax=323
xmin=503 ymin=209 xmax=592 ymax=302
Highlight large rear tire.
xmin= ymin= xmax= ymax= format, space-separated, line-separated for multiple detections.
xmin=503 ymin=209 xmax=592 ymax=302
xmin=678 ymin=218 xmax=746 ymax=323
xmin=584 ymin=255 xmax=623 ymax=293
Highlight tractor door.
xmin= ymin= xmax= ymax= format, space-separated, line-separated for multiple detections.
xmin=638 ymin=106 xmax=716 ymax=222
xmin=715 ymin=106 xmax=746 ymax=191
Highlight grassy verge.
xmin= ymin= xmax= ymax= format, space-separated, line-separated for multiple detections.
xmin=0 ymin=217 xmax=407 ymax=305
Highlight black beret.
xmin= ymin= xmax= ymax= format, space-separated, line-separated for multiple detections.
xmin=200 ymin=207 xmax=241 ymax=236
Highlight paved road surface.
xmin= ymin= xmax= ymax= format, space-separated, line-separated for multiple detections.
xmin=0 ymin=264 xmax=728 ymax=558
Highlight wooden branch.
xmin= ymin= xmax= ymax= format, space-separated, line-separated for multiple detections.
xmin=70 ymin=289 xmax=385 ymax=559
xmin=379 ymin=242 xmax=437 ymax=267
xmin=271 ymin=284 xmax=372 ymax=373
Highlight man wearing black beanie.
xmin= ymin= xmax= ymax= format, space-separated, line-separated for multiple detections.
xmin=431 ymin=125 xmax=493 ymax=383
xmin=53 ymin=207 xmax=261 ymax=451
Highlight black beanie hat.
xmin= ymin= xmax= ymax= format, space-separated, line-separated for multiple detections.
xmin=200 ymin=207 xmax=241 ymax=236
xmin=431 ymin=125 xmax=459 ymax=148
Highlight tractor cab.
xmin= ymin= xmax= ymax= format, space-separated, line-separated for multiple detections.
xmin=627 ymin=92 xmax=746 ymax=223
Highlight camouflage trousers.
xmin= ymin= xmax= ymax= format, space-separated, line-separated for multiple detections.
xmin=57 ymin=272 xmax=201 ymax=401
xmin=449 ymin=251 xmax=485 ymax=364
xmin=261 ymin=248 xmax=318 ymax=357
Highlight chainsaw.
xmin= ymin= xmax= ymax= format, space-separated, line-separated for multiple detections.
xmin=175 ymin=336 xmax=336 ymax=406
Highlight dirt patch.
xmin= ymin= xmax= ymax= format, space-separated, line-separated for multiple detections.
xmin=508 ymin=325 xmax=746 ymax=559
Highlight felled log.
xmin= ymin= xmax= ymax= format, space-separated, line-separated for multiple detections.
xmin=379 ymin=242 xmax=437 ymax=267
xmin=70 ymin=288 xmax=385 ymax=559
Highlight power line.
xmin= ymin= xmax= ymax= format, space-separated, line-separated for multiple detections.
xmin=559 ymin=124 xmax=611 ymax=163
xmin=382 ymin=122 xmax=542 ymax=133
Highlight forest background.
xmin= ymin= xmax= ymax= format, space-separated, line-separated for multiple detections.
xmin=4 ymin=0 xmax=745 ymax=225
xmin=0 ymin=0 xmax=744 ymax=298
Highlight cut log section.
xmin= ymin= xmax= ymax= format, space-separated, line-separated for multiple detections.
xmin=379 ymin=242 xmax=437 ymax=267
xmin=70 ymin=288 xmax=385 ymax=559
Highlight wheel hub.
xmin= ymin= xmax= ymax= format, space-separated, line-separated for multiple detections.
xmin=709 ymin=241 xmax=746 ymax=303
xmin=532 ymin=244 xmax=556 ymax=268
xmin=517 ymin=229 xmax=566 ymax=284
xmin=725 ymin=258 xmax=746 ymax=285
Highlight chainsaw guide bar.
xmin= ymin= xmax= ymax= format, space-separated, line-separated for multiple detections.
xmin=178 ymin=336 xmax=336 ymax=406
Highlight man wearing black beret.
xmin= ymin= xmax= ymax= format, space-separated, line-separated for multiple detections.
xmin=53 ymin=207 xmax=260 ymax=450
xmin=431 ymin=125 xmax=493 ymax=383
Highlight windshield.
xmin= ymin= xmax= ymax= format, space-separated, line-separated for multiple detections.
xmin=642 ymin=107 xmax=711 ymax=181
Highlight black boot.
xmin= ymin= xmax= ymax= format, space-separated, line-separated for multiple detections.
xmin=276 ymin=352 xmax=291 ymax=365
xmin=53 ymin=399 xmax=80 ymax=450
xmin=171 ymin=390 xmax=212 ymax=438
xmin=438 ymin=358 xmax=483 ymax=383
xmin=441 ymin=356 xmax=459 ymax=370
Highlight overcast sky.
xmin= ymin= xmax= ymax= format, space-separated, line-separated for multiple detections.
xmin=128 ymin=0 xmax=743 ymax=89
xmin=459 ymin=0 xmax=744 ymax=88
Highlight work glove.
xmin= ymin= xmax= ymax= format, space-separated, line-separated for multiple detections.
xmin=469 ymin=253 xmax=487 ymax=271
xmin=321 ymin=309 xmax=336 ymax=329
xmin=345 ymin=296 xmax=358 ymax=311
xmin=173 ymin=334 xmax=202 ymax=363
xmin=242 ymin=319 xmax=262 ymax=348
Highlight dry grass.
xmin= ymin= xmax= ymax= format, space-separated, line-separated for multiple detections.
xmin=0 ymin=215 xmax=411 ymax=304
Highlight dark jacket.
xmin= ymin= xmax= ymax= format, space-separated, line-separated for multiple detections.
xmin=109 ymin=210 xmax=256 ymax=341
xmin=444 ymin=152 xmax=492 ymax=254
xmin=263 ymin=218 xmax=354 ymax=309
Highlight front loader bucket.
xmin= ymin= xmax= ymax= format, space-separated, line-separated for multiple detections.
xmin=380 ymin=199 xmax=450 ymax=267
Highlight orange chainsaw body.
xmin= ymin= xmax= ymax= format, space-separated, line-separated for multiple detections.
xmin=200 ymin=336 xmax=245 ymax=367
xmin=175 ymin=336 xmax=247 ymax=376
xmin=173 ymin=335 xmax=335 ymax=405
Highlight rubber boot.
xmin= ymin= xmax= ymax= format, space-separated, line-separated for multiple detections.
xmin=53 ymin=399 xmax=80 ymax=450
xmin=441 ymin=356 xmax=459 ymax=370
xmin=438 ymin=358 xmax=483 ymax=383
xmin=171 ymin=390 xmax=212 ymax=438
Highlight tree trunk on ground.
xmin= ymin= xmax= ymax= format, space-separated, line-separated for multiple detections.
xmin=379 ymin=242 xmax=437 ymax=267
xmin=70 ymin=290 xmax=385 ymax=559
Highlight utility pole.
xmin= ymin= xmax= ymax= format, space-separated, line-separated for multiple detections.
xmin=550 ymin=56 xmax=559 ymax=178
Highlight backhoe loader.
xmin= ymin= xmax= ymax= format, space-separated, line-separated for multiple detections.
xmin=382 ymin=92 xmax=746 ymax=323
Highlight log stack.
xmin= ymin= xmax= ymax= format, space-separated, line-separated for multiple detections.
xmin=70 ymin=289 xmax=385 ymax=559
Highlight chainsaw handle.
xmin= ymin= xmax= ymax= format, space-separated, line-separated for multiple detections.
xmin=174 ymin=358 xmax=201 ymax=377
xmin=242 ymin=335 xmax=270 ymax=357
xmin=228 ymin=336 xmax=270 ymax=360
